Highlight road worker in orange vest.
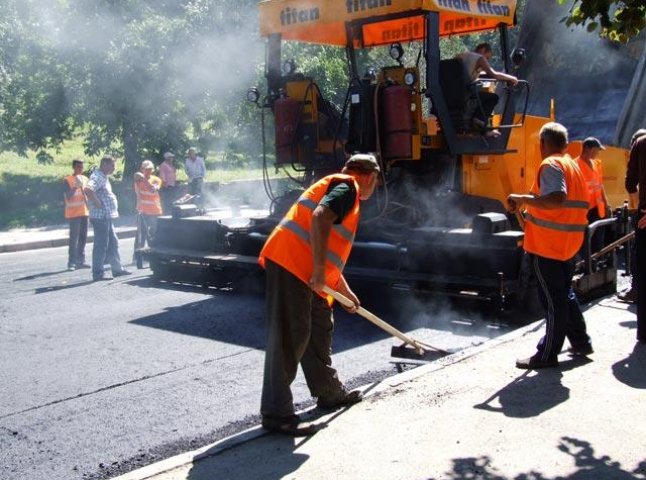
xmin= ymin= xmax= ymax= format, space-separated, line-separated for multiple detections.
xmin=133 ymin=160 xmax=163 ymax=253
xmin=576 ymin=137 xmax=611 ymax=255
xmin=508 ymin=122 xmax=593 ymax=369
xmin=258 ymin=153 xmax=380 ymax=436
xmin=64 ymin=159 xmax=90 ymax=271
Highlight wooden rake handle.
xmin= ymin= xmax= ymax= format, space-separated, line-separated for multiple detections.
xmin=322 ymin=286 xmax=426 ymax=355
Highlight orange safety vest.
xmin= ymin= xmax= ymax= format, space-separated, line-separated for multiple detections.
xmin=258 ymin=174 xmax=361 ymax=293
xmin=64 ymin=175 xmax=89 ymax=219
xmin=524 ymin=155 xmax=590 ymax=261
xmin=576 ymin=156 xmax=605 ymax=218
xmin=134 ymin=175 xmax=163 ymax=215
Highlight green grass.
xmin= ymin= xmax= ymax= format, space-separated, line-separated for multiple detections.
xmin=0 ymin=135 xmax=284 ymax=229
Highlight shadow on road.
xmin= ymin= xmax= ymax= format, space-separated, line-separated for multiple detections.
xmin=612 ymin=343 xmax=646 ymax=389
xmin=127 ymin=283 xmax=389 ymax=354
xmin=14 ymin=269 xmax=70 ymax=281
xmin=426 ymin=437 xmax=646 ymax=479
xmin=187 ymin=436 xmax=309 ymax=480
xmin=34 ymin=280 xmax=95 ymax=293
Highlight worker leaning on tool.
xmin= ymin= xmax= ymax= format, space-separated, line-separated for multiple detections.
xmin=507 ymin=122 xmax=593 ymax=369
xmin=257 ymin=153 xmax=380 ymax=436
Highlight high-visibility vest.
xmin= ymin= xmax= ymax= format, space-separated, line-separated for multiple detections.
xmin=576 ymin=156 xmax=605 ymax=218
xmin=258 ymin=174 xmax=361 ymax=293
xmin=134 ymin=175 xmax=163 ymax=215
xmin=524 ymin=155 xmax=590 ymax=261
xmin=64 ymin=175 xmax=89 ymax=219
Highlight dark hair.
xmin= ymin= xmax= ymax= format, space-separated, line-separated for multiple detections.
xmin=475 ymin=43 xmax=492 ymax=53
xmin=72 ymin=159 xmax=84 ymax=168
xmin=631 ymin=129 xmax=646 ymax=146
xmin=100 ymin=155 xmax=116 ymax=167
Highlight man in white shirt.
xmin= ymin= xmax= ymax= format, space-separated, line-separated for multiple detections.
xmin=185 ymin=147 xmax=206 ymax=204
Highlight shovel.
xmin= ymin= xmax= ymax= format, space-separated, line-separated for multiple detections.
xmin=322 ymin=286 xmax=450 ymax=361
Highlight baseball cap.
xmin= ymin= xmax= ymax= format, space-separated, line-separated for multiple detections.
xmin=582 ymin=137 xmax=605 ymax=150
xmin=345 ymin=154 xmax=380 ymax=173
xmin=163 ymin=152 xmax=175 ymax=159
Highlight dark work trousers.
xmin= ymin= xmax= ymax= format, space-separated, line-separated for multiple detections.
xmin=68 ymin=216 xmax=88 ymax=267
xmin=531 ymin=254 xmax=591 ymax=362
xmin=473 ymin=91 xmax=499 ymax=124
xmin=261 ymin=259 xmax=344 ymax=419
xmin=586 ymin=207 xmax=605 ymax=256
xmin=635 ymin=212 xmax=646 ymax=342
xmin=159 ymin=185 xmax=178 ymax=214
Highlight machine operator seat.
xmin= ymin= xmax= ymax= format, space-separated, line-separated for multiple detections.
xmin=434 ymin=58 xmax=483 ymax=133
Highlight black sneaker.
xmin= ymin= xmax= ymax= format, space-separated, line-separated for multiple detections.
xmin=75 ymin=263 xmax=91 ymax=269
xmin=617 ymin=288 xmax=636 ymax=304
xmin=567 ymin=344 xmax=594 ymax=356
xmin=515 ymin=356 xmax=558 ymax=370
xmin=112 ymin=270 xmax=132 ymax=277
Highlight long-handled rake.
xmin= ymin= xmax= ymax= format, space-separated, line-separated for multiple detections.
xmin=323 ymin=286 xmax=452 ymax=361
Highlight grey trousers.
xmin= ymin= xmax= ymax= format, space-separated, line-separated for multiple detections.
xmin=260 ymin=259 xmax=344 ymax=419
xmin=68 ymin=216 xmax=88 ymax=267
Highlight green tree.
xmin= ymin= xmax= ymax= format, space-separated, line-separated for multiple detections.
xmin=0 ymin=0 xmax=75 ymax=161
xmin=559 ymin=0 xmax=646 ymax=42
xmin=0 ymin=0 xmax=263 ymax=176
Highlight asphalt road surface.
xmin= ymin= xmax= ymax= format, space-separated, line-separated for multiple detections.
xmin=0 ymin=243 xmax=527 ymax=480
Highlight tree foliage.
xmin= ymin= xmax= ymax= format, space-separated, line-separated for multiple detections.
xmin=0 ymin=0 xmax=263 ymax=175
xmin=559 ymin=0 xmax=646 ymax=43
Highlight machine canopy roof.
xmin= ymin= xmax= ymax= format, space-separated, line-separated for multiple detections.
xmin=258 ymin=0 xmax=517 ymax=47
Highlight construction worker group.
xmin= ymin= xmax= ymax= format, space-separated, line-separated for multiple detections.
xmin=62 ymin=126 xmax=646 ymax=436
xmin=63 ymin=148 xmax=204 ymax=280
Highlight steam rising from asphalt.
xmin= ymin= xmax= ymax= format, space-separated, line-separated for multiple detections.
xmin=21 ymin=1 xmax=265 ymax=157
xmin=517 ymin=0 xmax=645 ymax=145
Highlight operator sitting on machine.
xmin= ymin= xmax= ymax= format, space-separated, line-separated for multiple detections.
xmin=457 ymin=43 xmax=519 ymax=135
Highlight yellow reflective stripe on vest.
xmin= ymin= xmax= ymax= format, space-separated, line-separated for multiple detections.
xmin=279 ymin=219 xmax=345 ymax=270
xmin=525 ymin=213 xmax=588 ymax=232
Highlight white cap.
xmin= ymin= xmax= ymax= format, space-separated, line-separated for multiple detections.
xmin=163 ymin=152 xmax=175 ymax=159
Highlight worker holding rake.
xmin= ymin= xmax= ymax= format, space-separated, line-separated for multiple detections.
xmin=258 ymin=154 xmax=380 ymax=436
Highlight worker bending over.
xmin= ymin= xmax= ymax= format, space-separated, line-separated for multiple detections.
xmin=508 ymin=122 xmax=593 ymax=369
xmin=258 ymin=154 xmax=380 ymax=436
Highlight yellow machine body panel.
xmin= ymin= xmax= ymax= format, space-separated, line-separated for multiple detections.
xmin=285 ymin=80 xmax=318 ymax=124
xmin=258 ymin=0 xmax=517 ymax=45
xmin=462 ymin=115 xmax=547 ymax=206
xmin=464 ymin=115 xmax=630 ymax=209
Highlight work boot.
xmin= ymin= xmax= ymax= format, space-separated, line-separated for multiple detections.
xmin=617 ymin=287 xmax=636 ymax=304
xmin=567 ymin=343 xmax=594 ymax=356
xmin=261 ymin=415 xmax=320 ymax=437
xmin=317 ymin=388 xmax=363 ymax=410
xmin=515 ymin=356 xmax=558 ymax=370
